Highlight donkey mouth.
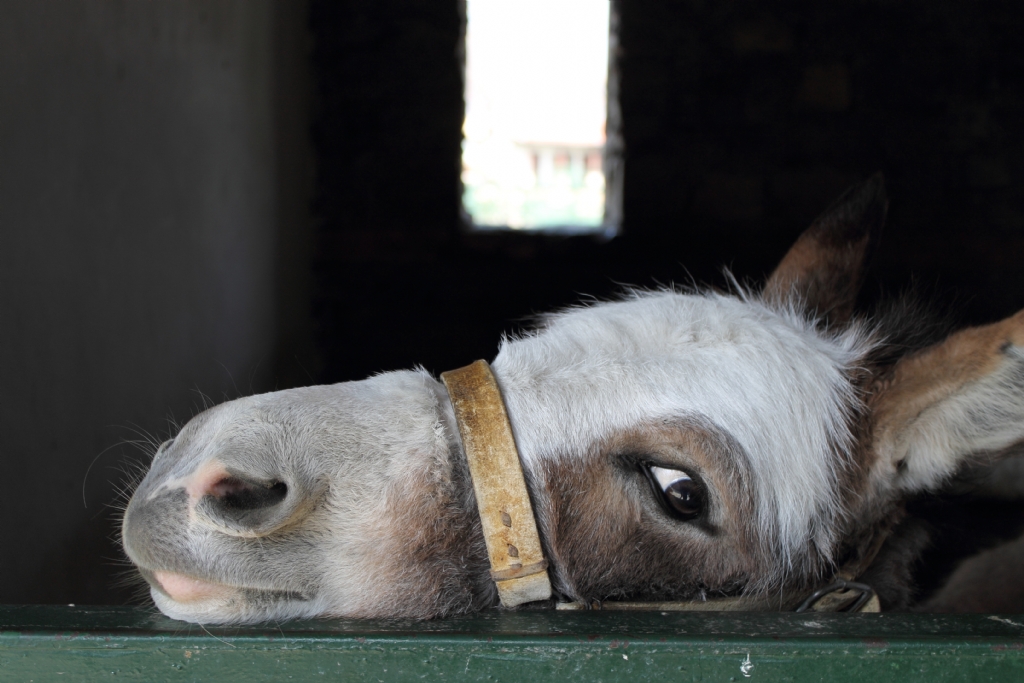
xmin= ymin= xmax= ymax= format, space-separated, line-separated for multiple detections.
xmin=152 ymin=570 xmax=233 ymax=603
xmin=144 ymin=568 xmax=313 ymax=609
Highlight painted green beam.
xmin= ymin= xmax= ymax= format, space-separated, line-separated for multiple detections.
xmin=2 ymin=605 xmax=1024 ymax=682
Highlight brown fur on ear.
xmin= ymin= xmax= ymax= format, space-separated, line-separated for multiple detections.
xmin=764 ymin=173 xmax=887 ymax=325
xmin=869 ymin=309 xmax=1024 ymax=496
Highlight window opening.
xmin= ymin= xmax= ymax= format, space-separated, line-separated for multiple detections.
xmin=462 ymin=0 xmax=618 ymax=236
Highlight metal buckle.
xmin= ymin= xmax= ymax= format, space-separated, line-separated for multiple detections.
xmin=795 ymin=579 xmax=876 ymax=613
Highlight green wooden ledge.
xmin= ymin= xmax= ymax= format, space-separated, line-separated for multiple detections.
xmin=3 ymin=605 xmax=1024 ymax=682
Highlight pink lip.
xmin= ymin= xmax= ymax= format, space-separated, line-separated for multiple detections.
xmin=154 ymin=570 xmax=232 ymax=603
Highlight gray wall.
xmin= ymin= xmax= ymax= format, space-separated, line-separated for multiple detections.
xmin=0 ymin=1 xmax=312 ymax=603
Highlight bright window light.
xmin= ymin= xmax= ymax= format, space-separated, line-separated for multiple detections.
xmin=462 ymin=0 xmax=611 ymax=232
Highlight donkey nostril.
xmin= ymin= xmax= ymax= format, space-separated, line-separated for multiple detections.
xmin=210 ymin=476 xmax=288 ymax=511
xmin=194 ymin=469 xmax=302 ymax=535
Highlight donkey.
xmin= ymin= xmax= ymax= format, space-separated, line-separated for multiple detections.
xmin=122 ymin=175 xmax=1024 ymax=624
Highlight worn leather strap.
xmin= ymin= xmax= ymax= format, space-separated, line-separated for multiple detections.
xmin=556 ymin=531 xmax=889 ymax=613
xmin=557 ymin=506 xmax=896 ymax=613
xmin=441 ymin=360 xmax=553 ymax=608
xmin=557 ymin=533 xmax=889 ymax=613
xmin=556 ymin=590 xmax=880 ymax=613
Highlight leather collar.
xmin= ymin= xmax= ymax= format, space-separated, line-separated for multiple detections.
xmin=441 ymin=360 xmax=553 ymax=608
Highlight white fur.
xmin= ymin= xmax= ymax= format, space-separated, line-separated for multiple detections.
xmin=885 ymin=345 xmax=1024 ymax=493
xmin=494 ymin=290 xmax=874 ymax=567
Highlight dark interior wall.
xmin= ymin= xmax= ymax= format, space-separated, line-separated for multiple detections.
xmin=311 ymin=0 xmax=1024 ymax=391
xmin=0 ymin=1 xmax=312 ymax=603
xmin=617 ymin=0 xmax=1024 ymax=324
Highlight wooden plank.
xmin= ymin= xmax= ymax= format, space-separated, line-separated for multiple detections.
xmin=2 ymin=605 xmax=1024 ymax=682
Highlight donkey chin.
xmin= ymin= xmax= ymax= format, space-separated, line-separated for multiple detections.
xmin=122 ymin=174 xmax=1024 ymax=624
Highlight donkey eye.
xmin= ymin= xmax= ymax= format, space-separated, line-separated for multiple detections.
xmin=646 ymin=465 xmax=705 ymax=521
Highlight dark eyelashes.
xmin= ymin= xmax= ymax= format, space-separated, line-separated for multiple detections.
xmin=643 ymin=463 xmax=706 ymax=522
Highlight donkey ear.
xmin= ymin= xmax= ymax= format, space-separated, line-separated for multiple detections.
xmin=869 ymin=310 xmax=1024 ymax=495
xmin=764 ymin=174 xmax=887 ymax=324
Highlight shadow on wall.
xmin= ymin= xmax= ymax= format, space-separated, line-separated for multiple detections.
xmin=0 ymin=0 xmax=314 ymax=604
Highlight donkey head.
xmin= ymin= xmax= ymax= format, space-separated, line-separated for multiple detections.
xmin=122 ymin=176 xmax=1024 ymax=623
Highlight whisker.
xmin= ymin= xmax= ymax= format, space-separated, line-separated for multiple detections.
xmin=216 ymin=361 xmax=241 ymax=402
xmin=191 ymin=386 xmax=213 ymax=412
xmin=197 ymin=621 xmax=236 ymax=648
xmin=81 ymin=438 xmax=143 ymax=508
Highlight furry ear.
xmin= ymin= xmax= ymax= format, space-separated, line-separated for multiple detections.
xmin=868 ymin=310 xmax=1024 ymax=496
xmin=764 ymin=174 xmax=887 ymax=325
